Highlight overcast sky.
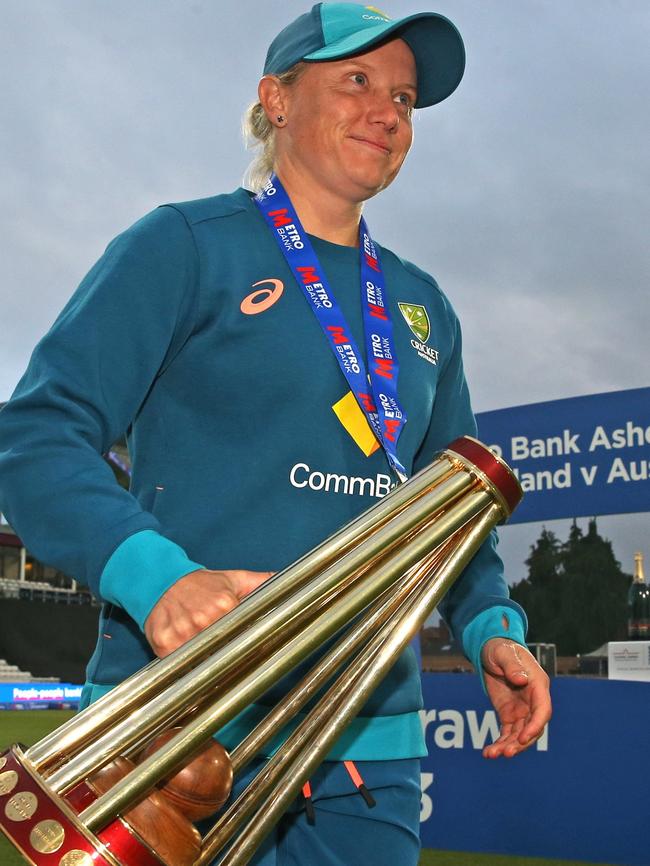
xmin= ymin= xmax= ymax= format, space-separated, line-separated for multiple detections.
xmin=1 ymin=0 xmax=648 ymax=581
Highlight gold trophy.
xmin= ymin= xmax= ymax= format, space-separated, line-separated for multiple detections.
xmin=0 ymin=436 xmax=522 ymax=866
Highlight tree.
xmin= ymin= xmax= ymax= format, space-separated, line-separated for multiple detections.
xmin=510 ymin=528 xmax=562 ymax=644
xmin=527 ymin=528 xmax=562 ymax=588
xmin=510 ymin=519 xmax=630 ymax=655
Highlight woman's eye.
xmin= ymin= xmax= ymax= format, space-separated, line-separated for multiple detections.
xmin=351 ymin=73 xmax=367 ymax=86
xmin=396 ymin=93 xmax=412 ymax=109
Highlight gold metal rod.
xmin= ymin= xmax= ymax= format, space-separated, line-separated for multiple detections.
xmin=134 ymin=536 xmax=453 ymax=772
xmin=46 ymin=471 xmax=479 ymax=795
xmin=198 ymin=529 xmax=468 ymax=863
xmin=27 ymin=456 xmax=457 ymax=771
xmin=213 ymin=503 xmax=502 ymax=866
xmin=124 ymin=557 xmax=399 ymax=766
xmin=227 ymin=536 xmax=457 ymax=777
xmin=78 ymin=488 xmax=491 ymax=833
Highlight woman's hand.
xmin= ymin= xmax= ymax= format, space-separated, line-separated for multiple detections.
xmin=481 ymin=639 xmax=552 ymax=759
xmin=144 ymin=568 xmax=273 ymax=658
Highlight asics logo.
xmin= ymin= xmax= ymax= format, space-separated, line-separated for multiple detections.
xmin=240 ymin=279 xmax=284 ymax=315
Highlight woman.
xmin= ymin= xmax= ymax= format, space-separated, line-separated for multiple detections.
xmin=0 ymin=4 xmax=551 ymax=864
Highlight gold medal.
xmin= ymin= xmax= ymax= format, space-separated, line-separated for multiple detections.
xmin=5 ymin=790 xmax=38 ymax=821
xmin=30 ymin=819 xmax=65 ymax=853
xmin=0 ymin=770 xmax=18 ymax=795
xmin=60 ymin=851 xmax=93 ymax=866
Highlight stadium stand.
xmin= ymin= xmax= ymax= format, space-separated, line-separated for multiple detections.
xmin=0 ymin=657 xmax=59 ymax=683
xmin=0 ymin=596 xmax=98 ymax=682
xmin=1 ymin=487 xmax=99 ymax=681
xmin=0 ymin=577 xmax=94 ymax=604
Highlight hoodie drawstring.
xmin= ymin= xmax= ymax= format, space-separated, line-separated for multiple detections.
xmin=302 ymin=761 xmax=375 ymax=825
xmin=343 ymin=760 xmax=376 ymax=808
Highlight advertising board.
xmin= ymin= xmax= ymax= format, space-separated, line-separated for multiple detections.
xmin=476 ymin=386 xmax=650 ymax=523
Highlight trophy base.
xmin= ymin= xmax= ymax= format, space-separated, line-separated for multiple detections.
xmin=0 ymin=746 xmax=198 ymax=866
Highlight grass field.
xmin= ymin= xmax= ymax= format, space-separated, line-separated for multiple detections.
xmin=0 ymin=712 xmax=617 ymax=866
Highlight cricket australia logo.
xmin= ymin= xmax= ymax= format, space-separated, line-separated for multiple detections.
xmin=398 ymin=302 xmax=439 ymax=366
xmin=399 ymin=303 xmax=430 ymax=341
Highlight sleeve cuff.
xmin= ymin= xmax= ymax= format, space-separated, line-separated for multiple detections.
xmin=99 ymin=530 xmax=205 ymax=631
xmin=462 ymin=606 xmax=527 ymax=694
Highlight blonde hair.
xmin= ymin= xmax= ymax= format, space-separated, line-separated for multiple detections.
xmin=242 ymin=63 xmax=306 ymax=192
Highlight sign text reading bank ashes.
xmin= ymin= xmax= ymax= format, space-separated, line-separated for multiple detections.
xmin=476 ymin=387 xmax=650 ymax=524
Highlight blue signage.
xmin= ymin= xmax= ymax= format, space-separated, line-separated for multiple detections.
xmin=0 ymin=682 xmax=82 ymax=710
xmin=476 ymin=386 xmax=650 ymax=523
xmin=419 ymin=673 xmax=649 ymax=866
xmin=0 ymin=674 xmax=645 ymax=864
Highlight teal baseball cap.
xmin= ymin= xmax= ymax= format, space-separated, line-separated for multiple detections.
xmin=263 ymin=2 xmax=465 ymax=108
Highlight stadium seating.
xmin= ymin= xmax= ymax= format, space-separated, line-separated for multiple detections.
xmin=0 ymin=657 xmax=59 ymax=683
xmin=0 ymin=577 xmax=93 ymax=605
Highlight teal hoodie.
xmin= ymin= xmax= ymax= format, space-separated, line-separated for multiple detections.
xmin=0 ymin=189 xmax=525 ymax=759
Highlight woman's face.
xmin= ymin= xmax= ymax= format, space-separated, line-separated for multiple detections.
xmin=275 ymin=38 xmax=417 ymax=204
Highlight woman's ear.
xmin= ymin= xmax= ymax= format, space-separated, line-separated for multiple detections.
xmin=258 ymin=76 xmax=287 ymax=127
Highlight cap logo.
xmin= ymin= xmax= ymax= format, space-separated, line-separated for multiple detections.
xmin=364 ymin=6 xmax=390 ymax=20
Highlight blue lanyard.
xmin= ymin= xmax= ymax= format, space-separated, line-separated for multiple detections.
xmin=254 ymin=175 xmax=408 ymax=481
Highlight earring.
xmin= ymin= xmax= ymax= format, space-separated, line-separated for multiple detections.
xmin=276 ymin=115 xmax=285 ymax=125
